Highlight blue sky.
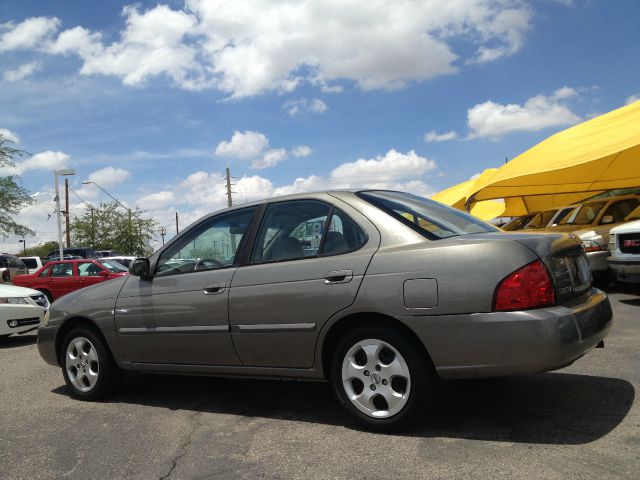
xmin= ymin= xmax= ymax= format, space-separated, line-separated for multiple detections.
xmin=1 ymin=0 xmax=639 ymax=251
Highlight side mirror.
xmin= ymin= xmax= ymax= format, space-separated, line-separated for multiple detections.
xmin=129 ymin=258 xmax=151 ymax=280
xmin=601 ymin=215 xmax=614 ymax=225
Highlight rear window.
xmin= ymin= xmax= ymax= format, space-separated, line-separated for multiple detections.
xmin=359 ymin=191 xmax=497 ymax=240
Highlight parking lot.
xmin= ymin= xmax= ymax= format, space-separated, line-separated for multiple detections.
xmin=0 ymin=286 xmax=638 ymax=480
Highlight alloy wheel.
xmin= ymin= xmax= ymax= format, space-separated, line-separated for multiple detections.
xmin=65 ymin=336 xmax=99 ymax=392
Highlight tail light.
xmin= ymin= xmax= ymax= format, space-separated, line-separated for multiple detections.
xmin=493 ymin=260 xmax=555 ymax=311
xmin=581 ymin=240 xmax=603 ymax=252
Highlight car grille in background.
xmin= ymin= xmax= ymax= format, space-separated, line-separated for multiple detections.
xmin=30 ymin=295 xmax=49 ymax=308
xmin=619 ymin=233 xmax=640 ymax=254
xmin=7 ymin=318 xmax=40 ymax=328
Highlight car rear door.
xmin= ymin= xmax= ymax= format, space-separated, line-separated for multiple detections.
xmin=228 ymin=197 xmax=380 ymax=368
xmin=114 ymin=207 xmax=258 ymax=366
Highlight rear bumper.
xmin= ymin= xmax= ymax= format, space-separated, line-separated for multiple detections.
xmin=608 ymin=258 xmax=640 ymax=283
xmin=586 ymin=250 xmax=610 ymax=272
xmin=399 ymin=288 xmax=612 ymax=379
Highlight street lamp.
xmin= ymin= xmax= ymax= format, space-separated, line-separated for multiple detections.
xmin=18 ymin=239 xmax=26 ymax=256
xmin=54 ymin=169 xmax=75 ymax=260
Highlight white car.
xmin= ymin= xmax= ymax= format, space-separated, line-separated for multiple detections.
xmin=19 ymin=256 xmax=44 ymax=274
xmin=0 ymin=284 xmax=49 ymax=337
xmin=608 ymin=218 xmax=640 ymax=283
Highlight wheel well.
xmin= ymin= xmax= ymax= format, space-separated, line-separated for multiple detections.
xmin=321 ymin=312 xmax=434 ymax=379
xmin=55 ymin=317 xmax=110 ymax=365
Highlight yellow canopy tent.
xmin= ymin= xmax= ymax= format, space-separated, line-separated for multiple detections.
xmin=466 ymin=100 xmax=640 ymax=212
xmin=432 ymin=169 xmax=505 ymax=220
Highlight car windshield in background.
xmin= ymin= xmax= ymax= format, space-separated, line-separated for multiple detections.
xmin=564 ymin=201 xmax=606 ymax=225
xmin=359 ymin=191 xmax=497 ymax=239
xmin=502 ymin=214 xmax=535 ymax=231
xmin=98 ymin=260 xmax=128 ymax=272
xmin=524 ymin=209 xmax=557 ymax=229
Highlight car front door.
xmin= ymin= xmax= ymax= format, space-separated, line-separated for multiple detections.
xmin=76 ymin=261 xmax=108 ymax=289
xmin=114 ymin=207 xmax=258 ymax=365
xmin=229 ymin=197 xmax=379 ymax=368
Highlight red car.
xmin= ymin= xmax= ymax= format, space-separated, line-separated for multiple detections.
xmin=12 ymin=259 xmax=129 ymax=302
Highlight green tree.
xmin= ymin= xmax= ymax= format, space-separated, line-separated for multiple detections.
xmin=24 ymin=241 xmax=59 ymax=258
xmin=0 ymin=134 xmax=35 ymax=238
xmin=71 ymin=201 xmax=157 ymax=256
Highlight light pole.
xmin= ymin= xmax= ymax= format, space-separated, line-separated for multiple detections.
xmin=82 ymin=181 xmax=141 ymax=255
xmin=54 ymin=169 xmax=75 ymax=260
xmin=18 ymin=239 xmax=26 ymax=256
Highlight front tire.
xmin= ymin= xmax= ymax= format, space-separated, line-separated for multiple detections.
xmin=61 ymin=327 xmax=122 ymax=400
xmin=330 ymin=325 xmax=437 ymax=432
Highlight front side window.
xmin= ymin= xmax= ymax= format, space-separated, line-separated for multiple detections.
xmin=359 ymin=191 xmax=497 ymax=239
xmin=77 ymin=262 xmax=103 ymax=277
xmin=50 ymin=263 xmax=73 ymax=277
xmin=156 ymin=207 xmax=256 ymax=276
xmin=98 ymin=260 xmax=128 ymax=272
xmin=251 ymin=201 xmax=331 ymax=263
xmin=601 ymin=198 xmax=640 ymax=223
xmin=566 ymin=201 xmax=606 ymax=225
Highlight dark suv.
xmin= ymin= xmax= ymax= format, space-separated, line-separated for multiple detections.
xmin=0 ymin=253 xmax=28 ymax=283
xmin=45 ymin=247 xmax=98 ymax=261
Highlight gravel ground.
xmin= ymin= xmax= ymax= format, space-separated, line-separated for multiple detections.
xmin=1 ymin=286 xmax=638 ymax=479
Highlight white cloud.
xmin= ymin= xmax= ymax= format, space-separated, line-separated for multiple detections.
xmin=215 ymin=130 xmax=269 ymax=159
xmin=0 ymin=128 xmax=20 ymax=143
xmin=626 ymin=93 xmax=640 ymax=105
xmin=424 ymin=130 xmax=458 ymax=143
xmin=87 ymin=166 xmax=130 ymax=187
xmin=4 ymin=2 xmax=533 ymax=97
xmin=283 ymin=98 xmax=328 ymax=116
xmin=2 ymin=150 xmax=70 ymax=175
xmin=467 ymin=89 xmax=581 ymax=138
xmin=292 ymin=145 xmax=312 ymax=157
xmin=4 ymin=61 xmax=42 ymax=82
xmin=251 ymin=148 xmax=287 ymax=169
xmin=0 ymin=16 xmax=60 ymax=52
xmin=136 ymin=191 xmax=175 ymax=209
xmin=552 ymin=86 xmax=577 ymax=100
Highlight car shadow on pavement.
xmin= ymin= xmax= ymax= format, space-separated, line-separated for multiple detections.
xmin=0 ymin=333 xmax=37 ymax=349
xmin=52 ymin=370 xmax=633 ymax=444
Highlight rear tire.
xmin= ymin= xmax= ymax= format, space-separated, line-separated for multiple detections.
xmin=329 ymin=324 xmax=438 ymax=432
xmin=61 ymin=327 xmax=122 ymax=400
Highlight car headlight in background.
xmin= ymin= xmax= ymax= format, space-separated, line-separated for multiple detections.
xmin=0 ymin=297 xmax=29 ymax=305
xmin=581 ymin=239 xmax=604 ymax=252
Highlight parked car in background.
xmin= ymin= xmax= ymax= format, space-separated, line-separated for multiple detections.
xmin=100 ymin=256 xmax=136 ymax=268
xmin=37 ymin=190 xmax=612 ymax=431
xmin=0 ymin=283 xmax=49 ymax=337
xmin=97 ymin=250 xmax=120 ymax=257
xmin=19 ymin=256 xmax=44 ymax=274
xmin=45 ymin=247 xmax=98 ymax=261
xmin=501 ymin=213 xmax=535 ymax=231
xmin=607 ymin=206 xmax=640 ymax=284
xmin=544 ymin=194 xmax=640 ymax=277
xmin=0 ymin=253 xmax=28 ymax=283
xmin=523 ymin=206 xmax=575 ymax=229
xmin=13 ymin=258 xmax=129 ymax=302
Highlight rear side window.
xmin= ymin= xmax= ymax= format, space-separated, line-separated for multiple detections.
xmin=50 ymin=263 xmax=73 ymax=277
xmin=21 ymin=258 xmax=38 ymax=269
xmin=320 ymin=209 xmax=366 ymax=256
xmin=359 ymin=191 xmax=497 ymax=240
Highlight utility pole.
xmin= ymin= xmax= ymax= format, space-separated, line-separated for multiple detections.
xmin=64 ymin=179 xmax=71 ymax=247
xmin=225 ymin=167 xmax=234 ymax=208
xmin=90 ymin=207 xmax=96 ymax=248
xmin=175 ymin=212 xmax=179 ymax=235
xmin=159 ymin=226 xmax=167 ymax=245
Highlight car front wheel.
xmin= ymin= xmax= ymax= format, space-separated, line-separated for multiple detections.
xmin=330 ymin=325 xmax=437 ymax=432
xmin=61 ymin=327 xmax=121 ymax=400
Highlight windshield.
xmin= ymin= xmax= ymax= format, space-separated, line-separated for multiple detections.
xmin=564 ymin=201 xmax=606 ymax=225
xmin=359 ymin=191 xmax=497 ymax=239
xmin=98 ymin=259 xmax=128 ymax=272
xmin=524 ymin=209 xmax=557 ymax=229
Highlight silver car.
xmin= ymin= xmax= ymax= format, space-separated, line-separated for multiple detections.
xmin=37 ymin=190 xmax=612 ymax=431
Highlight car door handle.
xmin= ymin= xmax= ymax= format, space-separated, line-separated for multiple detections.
xmin=324 ymin=270 xmax=353 ymax=284
xmin=203 ymin=282 xmax=226 ymax=294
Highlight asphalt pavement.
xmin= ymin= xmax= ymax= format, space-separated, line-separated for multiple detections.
xmin=1 ymin=286 xmax=638 ymax=479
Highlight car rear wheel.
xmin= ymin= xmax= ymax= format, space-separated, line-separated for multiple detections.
xmin=61 ymin=327 xmax=121 ymax=400
xmin=330 ymin=325 xmax=437 ymax=432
